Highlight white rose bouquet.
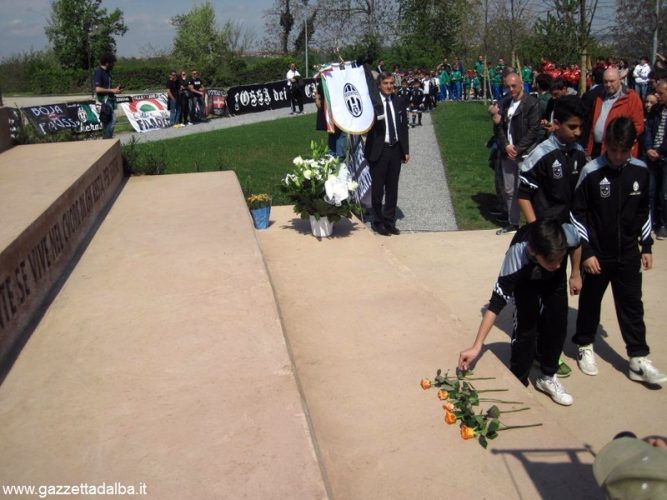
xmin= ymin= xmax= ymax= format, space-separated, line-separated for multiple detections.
xmin=281 ymin=140 xmax=362 ymax=222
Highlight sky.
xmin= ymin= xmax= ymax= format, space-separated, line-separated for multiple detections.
xmin=0 ymin=0 xmax=618 ymax=61
xmin=0 ymin=0 xmax=275 ymax=60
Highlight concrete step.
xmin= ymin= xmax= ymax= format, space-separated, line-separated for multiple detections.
xmin=257 ymin=206 xmax=601 ymax=499
xmin=0 ymin=172 xmax=327 ymax=498
xmin=0 ymin=140 xmax=124 ymax=367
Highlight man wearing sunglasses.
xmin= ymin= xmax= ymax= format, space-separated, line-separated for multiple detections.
xmin=188 ymin=69 xmax=206 ymax=123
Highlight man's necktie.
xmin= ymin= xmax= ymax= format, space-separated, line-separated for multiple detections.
xmin=386 ymin=96 xmax=397 ymax=145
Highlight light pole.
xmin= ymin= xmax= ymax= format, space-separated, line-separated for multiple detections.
xmin=302 ymin=0 xmax=309 ymax=78
xmin=652 ymin=0 xmax=660 ymax=66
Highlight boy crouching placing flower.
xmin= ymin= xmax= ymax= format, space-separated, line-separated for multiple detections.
xmin=459 ymin=219 xmax=582 ymax=406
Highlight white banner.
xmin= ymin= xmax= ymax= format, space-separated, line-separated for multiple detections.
xmin=119 ymin=94 xmax=170 ymax=133
xmin=322 ymin=65 xmax=375 ymax=135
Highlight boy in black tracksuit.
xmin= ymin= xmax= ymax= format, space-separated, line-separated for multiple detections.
xmin=459 ymin=219 xmax=581 ymax=406
xmin=396 ymin=79 xmax=411 ymax=100
xmin=408 ymin=79 xmax=425 ymax=127
xmin=518 ymin=96 xmax=588 ymax=224
xmin=517 ymin=96 xmax=588 ymax=377
xmin=570 ymin=116 xmax=666 ymax=384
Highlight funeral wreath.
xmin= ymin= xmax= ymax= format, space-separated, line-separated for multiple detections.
xmin=281 ymin=140 xmax=362 ymax=222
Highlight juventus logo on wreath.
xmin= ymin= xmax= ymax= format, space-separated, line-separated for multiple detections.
xmin=343 ymin=83 xmax=363 ymax=118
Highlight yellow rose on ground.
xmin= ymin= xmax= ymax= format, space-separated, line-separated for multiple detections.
xmin=444 ymin=410 xmax=457 ymax=425
xmin=460 ymin=425 xmax=476 ymax=440
xmin=442 ymin=401 xmax=455 ymax=412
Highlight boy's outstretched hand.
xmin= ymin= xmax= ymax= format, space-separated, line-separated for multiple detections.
xmin=458 ymin=345 xmax=482 ymax=371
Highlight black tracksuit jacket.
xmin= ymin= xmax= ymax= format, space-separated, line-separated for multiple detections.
xmin=569 ymin=155 xmax=653 ymax=263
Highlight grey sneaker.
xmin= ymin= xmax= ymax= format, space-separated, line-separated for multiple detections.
xmin=577 ymin=344 xmax=598 ymax=375
xmin=656 ymin=227 xmax=667 ymax=240
xmin=628 ymin=357 xmax=667 ymax=384
xmin=536 ymin=375 xmax=574 ymax=406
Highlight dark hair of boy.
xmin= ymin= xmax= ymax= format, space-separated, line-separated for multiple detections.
xmin=528 ymin=218 xmax=568 ymax=261
xmin=99 ymin=52 xmax=117 ymax=66
xmin=553 ymin=95 xmax=586 ymax=124
xmin=535 ymin=73 xmax=552 ymax=92
xmin=605 ymin=116 xmax=637 ymax=150
xmin=550 ymin=78 xmax=566 ymax=93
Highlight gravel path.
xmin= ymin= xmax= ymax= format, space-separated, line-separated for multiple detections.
xmin=396 ymin=112 xmax=457 ymax=232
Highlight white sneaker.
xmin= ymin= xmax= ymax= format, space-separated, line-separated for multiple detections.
xmin=628 ymin=357 xmax=667 ymax=384
xmin=535 ymin=375 xmax=574 ymax=406
xmin=577 ymin=344 xmax=598 ymax=375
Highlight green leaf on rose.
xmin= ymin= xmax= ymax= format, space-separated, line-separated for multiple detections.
xmin=487 ymin=405 xmax=501 ymax=419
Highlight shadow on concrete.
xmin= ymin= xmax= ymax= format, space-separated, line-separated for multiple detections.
xmin=395 ymin=206 xmax=405 ymax=221
xmin=475 ymin=304 xmax=663 ymax=390
xmin=282 ymin=217 xmax=362 ymax=239
xmin=490 ymin=446 xmax=602 ymax=500
xmin=472 ymin=192 xmax=504 ymax=227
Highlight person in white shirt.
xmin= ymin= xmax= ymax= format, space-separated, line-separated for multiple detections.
xmin=633 ymin=56 xmax=652 ymax=102
xmin=286 ymin=62 xmax=303 ymax=114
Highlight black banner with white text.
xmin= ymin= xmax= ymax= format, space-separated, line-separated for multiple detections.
xmin=226 ymin=79 xmax=317 ymax=115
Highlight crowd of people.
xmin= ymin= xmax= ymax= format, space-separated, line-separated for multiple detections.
xmin=92 ymin=52 xmax=208 ymax=139
xmin=165 ymin=69 xmax=206 ymax=128
xmin=452 ymin=54 xmax=667 ymax=409
xmin=346 ymin=56 xmax=666 ymax=415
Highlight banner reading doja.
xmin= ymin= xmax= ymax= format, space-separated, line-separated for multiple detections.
xmin=321 ymin=64 xmax=375 ymax=135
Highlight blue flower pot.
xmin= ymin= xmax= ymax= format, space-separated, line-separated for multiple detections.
xmin=250 ymin=205 xmax=271 ymax=229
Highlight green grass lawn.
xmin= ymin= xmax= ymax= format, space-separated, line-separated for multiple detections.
xmin=128 ymin=103 xmax=499 ymax=229
xmin=431 ymin=102 xmax=499 ymax=230
xmin=126 ymin=114 xmax=323 ymax=204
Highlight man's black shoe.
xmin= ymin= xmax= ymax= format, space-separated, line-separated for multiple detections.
xmin=496 ymin=224 xmax=519 ymax=235
xmin=372 ymin=223 xmax=390 ymax=236
xmin=386 ymin=225 xmax=400 ymax=235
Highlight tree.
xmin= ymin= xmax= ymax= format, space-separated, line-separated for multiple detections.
xmin=171 ymin=1 xmax=228 ymax=76
xmin=530 ymin=0 xmax=581 ymax=64
xmin=315 ymin=0 xmax=399 ymax=52
xmin=221 ymin=20 xmax=256 ymax=55
xmin=488 ymin=0 xmax=534 ymax=68
xmin=45 ymin=0 xmax=127 ymax=70
xmin=611 ymin=0 xmax=666 ymax=61
xmin=397 ymin=0 xmax=468 ymax=67
xmin=294 ymin=9 xmax=317 ymax=53
xmin=280 ymin=1 xmax=295 ymax=54
xmin=262 ymin=0 xmax=296 ymax=54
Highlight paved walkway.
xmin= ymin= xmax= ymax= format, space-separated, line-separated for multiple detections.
xmin=117 ymin=104 xmax=319 ymax=146
xmin=395 ymin=112 xmax=457 ymax=232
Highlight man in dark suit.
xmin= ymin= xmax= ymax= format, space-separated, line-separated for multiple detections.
xmin=364 ymin=71 xmax=410 ymax=235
